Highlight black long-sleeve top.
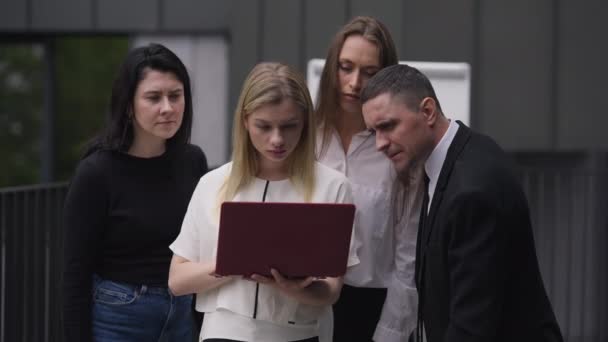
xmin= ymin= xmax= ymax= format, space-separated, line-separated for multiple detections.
xmin=62 ymin=144 xmax=207 ymax=341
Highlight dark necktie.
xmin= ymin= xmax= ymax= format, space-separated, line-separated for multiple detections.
xmin=420 ymin=173 xmax=430 ymax=228
xmin=415 ymin=172 xmax=430 ymax=284
xmin=416 ymin=172 xmax=430 ymax=342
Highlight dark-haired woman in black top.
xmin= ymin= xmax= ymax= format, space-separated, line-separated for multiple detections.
xmin=62 ymin=43 xmax=207 ymax=341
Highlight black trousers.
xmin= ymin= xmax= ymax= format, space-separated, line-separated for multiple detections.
xmin=333 ymin=284 xmax=388 ymax=342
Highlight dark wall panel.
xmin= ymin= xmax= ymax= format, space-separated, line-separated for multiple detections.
xmin=0 ymin=0 xmax=27 ymax=30
xmin=304 ymin=0 xmax=346 ymax=62
xmin=262 ymin=0 xmax=303 ymax=71
xmin=477 ymin=0 xmax=554 ymax=150
xmin=2 ymin=0 xmax=607 ymax=152
xmin=98 ymin=0 xmax=158 ymax=31
xmin=557 ymin=0 xmax=608 ymax=150
xmin=229 ymin=0 xmax=260 ymax=128
xmin=401 ymin=0 xmax=475 ymax=63
xmin=163 ymin=0 xmax=232 ymax=32
xmin=350 ymin=0 xmax=404 ymax=57
xmin=31 ymin=0 xmax=92 ymax=31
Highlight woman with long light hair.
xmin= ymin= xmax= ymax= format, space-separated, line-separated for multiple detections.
xmin=168 ymin=62 xmax=358 ymax=342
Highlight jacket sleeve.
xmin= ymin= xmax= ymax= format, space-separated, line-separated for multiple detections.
xmin=62 ymin=157 xmax=108 ymax=341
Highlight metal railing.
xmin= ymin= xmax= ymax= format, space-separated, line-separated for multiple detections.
xmin=514 ymin=152 xmax=607 ymax=342
xmin=0 ymin=153 xmax=606 ymax=342
xmin=0 ymin=182 xmax=68 ymax=342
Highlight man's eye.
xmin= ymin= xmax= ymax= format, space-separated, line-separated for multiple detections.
xmin=377 ymin=122 xmax=394 ymax=131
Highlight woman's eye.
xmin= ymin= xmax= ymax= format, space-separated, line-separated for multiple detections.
xmin=282 ymin=124 xmax=298 ymax=130
xmin=339 ymin=64 xmax=352 ymax=72
xmin=146 ymin=96 xmax=160 ymax=102
xmin=256 ymin=125 xmax=271 ymax=131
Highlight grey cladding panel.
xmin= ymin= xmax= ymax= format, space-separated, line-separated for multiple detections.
xmin=98 ymin=0 xmax=158 ymax=31
xmin=31 ymin=0 xmax=92 ymax=30
xmin=557 ymin=0 xmax=608 ymax=149
xmin=401 ymin=0 xmax=474 ymax=62
xmin=229 ymin=0 xmax=260 ymax=137
xmin=350 ymin=0 xmax=404 ymax=57
xmin=304 ymin=0 xmax=347 ymax=62
xmin=0 ymin=0 xmax=27 ymax=30
xmin=163 ymin=0 xmax=232 ymax=31
xmin=477 ymin=0 xmax=553 ymax=150
xmin=262 ymin=0 xmax=303 ymax=71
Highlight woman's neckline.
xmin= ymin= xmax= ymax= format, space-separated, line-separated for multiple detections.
xmin=253 ymin=175 xmax=290 ymax=183
xmin=116 ymin=148 xmax=171 ymax=162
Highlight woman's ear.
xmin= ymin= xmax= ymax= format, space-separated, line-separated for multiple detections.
xmin=127 ymin=104 xmax=135 ymax=121
xmin=243 ymin=115 xmax=250 ymax=131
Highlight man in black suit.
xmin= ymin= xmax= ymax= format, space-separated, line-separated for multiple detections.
xmin=360 ymin=64 xmax=563 ymax=342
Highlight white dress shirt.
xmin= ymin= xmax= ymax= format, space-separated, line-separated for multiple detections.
xmin=424 ymin=119 xmax=460 ymax=212
xmin=317 ymin=129 xmax=423 ymax=342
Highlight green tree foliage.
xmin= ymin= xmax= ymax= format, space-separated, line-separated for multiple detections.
xmin=0 ymin=44 xmax=44 ymax=187
xmin=54 ymin=36 xmax=128 ymax=181
xmin=0 ymin=37 xmax=128 ymax=187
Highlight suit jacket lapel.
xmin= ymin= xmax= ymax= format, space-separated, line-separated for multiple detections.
xmin=422 ymin=121 xmax=472 ymax=246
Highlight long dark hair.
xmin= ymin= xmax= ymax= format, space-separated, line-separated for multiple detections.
xmin=86 ymin=43 xmax=193 ymax=156
xmin=315 ymin=16 xmax=398 ymax=158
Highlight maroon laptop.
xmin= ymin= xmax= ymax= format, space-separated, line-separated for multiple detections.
xmin=215 ymin=202 xmax=355 ymax=278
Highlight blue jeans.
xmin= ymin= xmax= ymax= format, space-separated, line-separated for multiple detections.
xmin=92 ymin=274 xmax=194 ymax=342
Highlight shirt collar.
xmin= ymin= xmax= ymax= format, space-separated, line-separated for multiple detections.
xmin=424 ymin=119 xmax=459 ymax=197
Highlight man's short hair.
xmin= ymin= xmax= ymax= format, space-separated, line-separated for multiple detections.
xmin=361 ymin=64 xmax=443 ymax=113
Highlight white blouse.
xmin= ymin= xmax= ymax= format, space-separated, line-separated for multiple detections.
xmin=170 ymin=161 xmax=359 ymax=342
xmin=317 ymin=129 xmax=422 ymax=342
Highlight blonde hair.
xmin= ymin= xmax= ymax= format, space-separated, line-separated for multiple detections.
xmin=316 ymin=16 xmax=398 ymax=158
xmin=219 ymin=62 xmax=316 ymax=203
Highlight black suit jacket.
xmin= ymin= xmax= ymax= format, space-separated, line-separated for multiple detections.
xmin=415 ymin=122 xmax=563 ymax=342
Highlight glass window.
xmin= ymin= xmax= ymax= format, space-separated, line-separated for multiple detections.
xmin=0 ymin=43 xmax=45 ymax=187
